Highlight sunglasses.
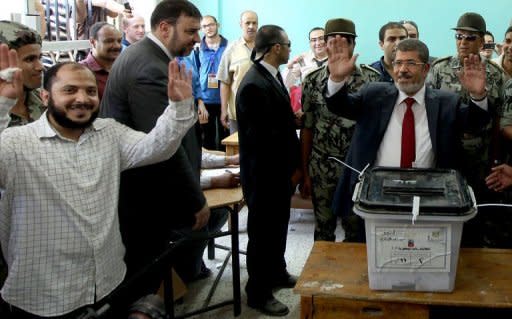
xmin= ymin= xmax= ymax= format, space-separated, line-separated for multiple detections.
xmin=455 ymin=33 xmax=480 ymax=41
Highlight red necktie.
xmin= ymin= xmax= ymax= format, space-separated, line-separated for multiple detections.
xmin=400 ymin=97 xmax=416 ymax=168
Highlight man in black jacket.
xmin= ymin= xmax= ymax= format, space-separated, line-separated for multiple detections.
xmin=236 ymin=25 xmax=301 ymax=316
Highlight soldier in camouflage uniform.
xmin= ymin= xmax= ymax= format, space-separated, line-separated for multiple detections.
xmin=0 ymin=20 xmax=46 ymax=288
xmin=301 ymin=18 xmax=379 ymax=241
xmin=428 ymin=13 xmax=508 ymax=247
xmin=0 ymin=20 xmax=46 ymax=128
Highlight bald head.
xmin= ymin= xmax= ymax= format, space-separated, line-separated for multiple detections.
xmin=240 ymin=11 xmax=258 ymax=42
xmin=122 ymin=14 xmax=146 ymax=44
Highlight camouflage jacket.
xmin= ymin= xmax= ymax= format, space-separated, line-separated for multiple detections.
xmin=502 ymin=79 xmax=512 ymax=127
xmin=429 ymin=55 xmax=507 ymax=178
xmin=302 ymin=64 xmax=380 ymax=157
xmin=8 ymin=89 xmax=46 ymax=127
xmin=428 ymin=55 xmax=506 ymax=119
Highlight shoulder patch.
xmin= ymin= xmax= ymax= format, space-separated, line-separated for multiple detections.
xmin=487 ymin=59 xmax=503 ymax=71
xmin=359 ymin=64 xmax=380 ymax=74
xmin=303 ymin=65 xmax=326 ymax=81
xmin=431 ymin=56 xmax=451 ymax=66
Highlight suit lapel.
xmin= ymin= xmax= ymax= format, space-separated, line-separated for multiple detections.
xmin=378 ymin=86 xmax=399 ymax=139
xmin=424 ymin=87 xmax=439 ymax=155
xmin=255 ymin=63 xmax=290 ymax=103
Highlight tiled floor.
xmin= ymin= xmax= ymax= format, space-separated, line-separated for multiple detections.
xmin=173 ymin=207 xmax=345 ymax=318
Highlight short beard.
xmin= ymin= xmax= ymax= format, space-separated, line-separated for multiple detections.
xmin=47 ymin=97 xmax=98 ymax=129
xmin=395 ymin=74 xmax=424 ymax=95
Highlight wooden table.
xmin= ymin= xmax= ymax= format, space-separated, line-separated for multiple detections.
xmin=294 ymin=242 xmax=512 ymax=319
xmin=221 ymin=132 xmax=238 ymax=155
xmin=167 ymin=187 xmax=244 ymax=318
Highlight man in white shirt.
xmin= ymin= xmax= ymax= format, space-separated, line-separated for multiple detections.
xmin=0 ymin=44 xmax=196 ymax=318
xmin=282 ymin=27 xmax=327 ymax=89
xmin=325 ymin=38 xmax=490 ymax=242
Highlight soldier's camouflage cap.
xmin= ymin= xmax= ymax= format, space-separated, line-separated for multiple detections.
xmin=325 ymin=18 xmax=357 ymax=38
xmin=452 ymin=12 xmax=486 ymax=34
xmin=0 ymin=20 xmax=42 ymax=50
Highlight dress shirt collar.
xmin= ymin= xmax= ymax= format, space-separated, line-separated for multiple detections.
xmin=396 ymin=84 xmax=426 ymax=107
xmin=33 ymin=111 xmax=107 ymax=139
xmin=147 ymin=32 xmax=173 ymax=60
xmin=259 ymin=60 xmax=279 ymax=79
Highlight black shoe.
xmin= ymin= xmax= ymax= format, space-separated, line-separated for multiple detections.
xmin=273 ymin=273 xmax=298 ymax=289
xmin=247 ymin=295 xmax=289 ymax=316
xmin=185 ymin=261 xmax=212 ymax=283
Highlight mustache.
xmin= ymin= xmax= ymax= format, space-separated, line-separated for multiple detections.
xmin=108 ymin=48 xmax=121 ymax=53
xmin=398 ymin=73 xmax=412 ymax=79
xmin=70 ymin=103 xmax=95 ymax=110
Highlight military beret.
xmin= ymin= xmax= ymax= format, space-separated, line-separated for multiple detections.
xmin=324 ymin=18 xmax=357 ymax=38
xmin=0 ymin=20 xmax=42 ymax=50
xmin=452 ymin=12 xmax=486 ymax=34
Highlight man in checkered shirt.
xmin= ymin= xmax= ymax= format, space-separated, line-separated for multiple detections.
xmin=0 ymin=44 xmax=197 ymax=318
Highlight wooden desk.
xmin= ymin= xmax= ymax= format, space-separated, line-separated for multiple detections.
xmin=294 ymin=242 xmax=512 ymax=319
xmin=221 ymin=132 xmax=238 ymax=155
xmin=167 ymin=187 xmax=244 ymax=318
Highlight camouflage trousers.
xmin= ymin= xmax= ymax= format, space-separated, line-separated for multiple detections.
xmin=310 ymin=149 xmax=365 ymax=241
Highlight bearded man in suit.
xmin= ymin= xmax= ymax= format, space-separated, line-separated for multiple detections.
xmin=325 ymin=38 xmax=490 ymax=242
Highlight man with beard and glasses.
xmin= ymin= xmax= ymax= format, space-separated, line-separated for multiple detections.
xmin=325 ymin=38 xmax=490 ymax=242
xmin=80 ymin=21 xmax=122 ymax=100
xmin=0 ymin=45 xmax=197 ymax=318
xmin=99 ymin=0 xmax=211 ymax=307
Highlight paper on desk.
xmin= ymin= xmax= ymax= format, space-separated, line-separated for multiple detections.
xmin=201 ymin=167 xmax=240 ymax=178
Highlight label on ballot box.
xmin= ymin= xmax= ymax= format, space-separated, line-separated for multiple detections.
xmin=374 ymin=224 xmax=451 ymax=272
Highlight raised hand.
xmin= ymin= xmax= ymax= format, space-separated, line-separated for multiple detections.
xmin=0 ymin=44 xmax=22 ymax=100
xmin=326 ymin=35 xmax=358 ymax=82
xmin=458 ymin=53 xmax=487 ymax=99
xmin=167 ymin=59 xmax=193 ymax=102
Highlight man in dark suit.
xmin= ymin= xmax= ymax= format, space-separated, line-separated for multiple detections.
xmin=99 ymin=0 xmax=209 ymax=300
xmin=236 ymin=25 xmax=301 ymax=316
xmin=325 ymin=38 xmax=490 ymax=242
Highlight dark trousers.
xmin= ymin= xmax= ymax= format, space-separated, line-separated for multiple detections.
xmin=0 ymin=292 xmax=129 ymax=318
xmin=245 ymin=188 xmax=291 ymax=300
xmin=201 ymin=103 xmax=228 ymax=151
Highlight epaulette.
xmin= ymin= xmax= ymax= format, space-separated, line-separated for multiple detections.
xmin=303 ymin=65 xmax=326 ymax=82
xmin=430 ymin=56 xmax=451 ymax=66
xmin=359 ymin=64 xmax=380 ymax=74
xmin=486 ymin=58 xmax=503 ymax=71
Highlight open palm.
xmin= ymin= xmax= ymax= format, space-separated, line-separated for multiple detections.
xmin=458 ymin=54 xmax=486 ymax=97
xmin=326 ymin=36 xmax=357 ymax=82
xmin=167 ymin=59 xmax=193 ymax=102
xmin=0 ymin=44 xmax=22 ymax=100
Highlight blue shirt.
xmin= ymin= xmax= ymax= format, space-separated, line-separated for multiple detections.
xmin=370 ymin=56 xmax=394 ymax=83
xmin=177 ymin=54 xmax=202 ymax=104
xmin=191 ymin=36 xmax=228 ymax=104
xmin=121 ymin=37 xmax=131 ymax=51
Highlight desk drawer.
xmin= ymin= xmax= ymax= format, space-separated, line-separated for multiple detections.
xmin=303 ymin=296 xmax=428 ymax=319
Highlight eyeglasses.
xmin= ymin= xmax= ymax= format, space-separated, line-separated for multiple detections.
xmin=392 ymin=60 xmax=426 ymax=68
xmin=309 ymin=36 xmax=325 ymax=43
xmin=278 ymin=42 xmax=291 ymax=48
xmin=455 ymin=33 xmax=479 ymax=41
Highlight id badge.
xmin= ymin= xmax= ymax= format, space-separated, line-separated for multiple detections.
xmin=208 ymin=74 xmax=219 ymax=89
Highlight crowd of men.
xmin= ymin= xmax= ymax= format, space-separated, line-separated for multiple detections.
xmin=1 ymin=0 xmax=512 ymax=318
